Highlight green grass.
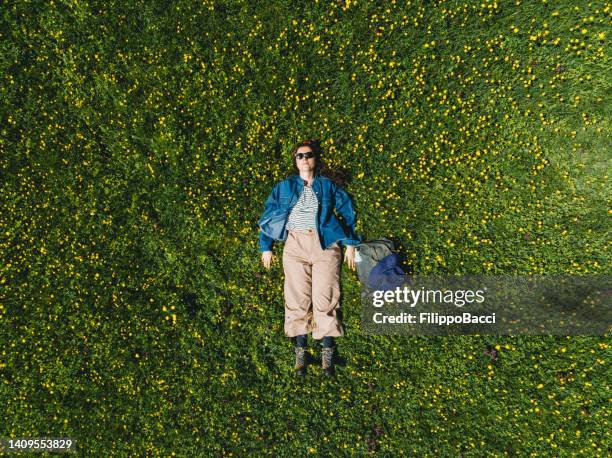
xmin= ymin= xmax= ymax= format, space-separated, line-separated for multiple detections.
xmin=0 ymin=0 xmax=610 ymax=455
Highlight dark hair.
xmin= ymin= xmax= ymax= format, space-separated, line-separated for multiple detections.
xmin=289 ymin=139 xmax=349 ymax=187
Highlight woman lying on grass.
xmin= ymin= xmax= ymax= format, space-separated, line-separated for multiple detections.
xmin=258 ymin=139 xmax=360 ymax=377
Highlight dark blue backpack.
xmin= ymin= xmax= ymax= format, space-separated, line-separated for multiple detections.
xmin=367 ymin=253 xmax=406 ymax=291
xmin=355 ymin=238 xmax=406 ymax=291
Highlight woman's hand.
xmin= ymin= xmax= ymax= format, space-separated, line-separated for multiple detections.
xmin=261 ymin=251 xmax=274 ymax=269
xmin=344 ymin=245 xmax=356 ymax=271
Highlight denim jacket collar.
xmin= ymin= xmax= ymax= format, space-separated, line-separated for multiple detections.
xmin=292 ymin=174 xmax=319 ymax=188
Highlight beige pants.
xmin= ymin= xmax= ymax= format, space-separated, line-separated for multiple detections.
xmin=282 ymin=229 xmax=345 ymax=339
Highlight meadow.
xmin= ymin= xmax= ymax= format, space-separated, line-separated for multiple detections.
xmin=0 ymin=0 xmax=610 ymax=455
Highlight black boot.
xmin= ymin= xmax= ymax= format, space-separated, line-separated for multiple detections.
xmin=321 ymin=345 xmax=335 ymax=377
xmin=294 ymin=346 xmax=307 ymax=376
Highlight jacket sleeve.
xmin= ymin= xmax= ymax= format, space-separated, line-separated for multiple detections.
xmin=258 ymin=184 xmax=279 ymax=252
xmin=333 ymin=184 xmax=360 ymax=246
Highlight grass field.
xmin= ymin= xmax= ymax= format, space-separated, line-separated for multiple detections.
xmin=0 ymin=0 xmax=610 ymax=455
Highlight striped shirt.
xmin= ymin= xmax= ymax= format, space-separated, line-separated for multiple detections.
xmin=286 ymin=183 xmax=318 ymax=230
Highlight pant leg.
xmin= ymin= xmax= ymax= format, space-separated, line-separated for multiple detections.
xmin=282 ymin=231 xmax=313 ymax=337
xmin=311 ymin=240 xmax=344 ymax=340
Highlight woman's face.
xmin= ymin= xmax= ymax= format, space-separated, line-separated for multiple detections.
xmin=294 ymin=146 xmax=317 ymax=173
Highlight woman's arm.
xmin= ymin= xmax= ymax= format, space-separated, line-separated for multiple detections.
xmin=258 ymin=184 xmax=280 ymax=252
xmin=333 ymin=184 xmax=360 ymax=246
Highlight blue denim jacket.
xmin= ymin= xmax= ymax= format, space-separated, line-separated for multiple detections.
xmin=258 ymin=174 xmax=361 ymax=251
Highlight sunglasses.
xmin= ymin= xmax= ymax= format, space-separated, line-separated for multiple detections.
xmin=295 ymin=151 xmax=315 ymax=160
